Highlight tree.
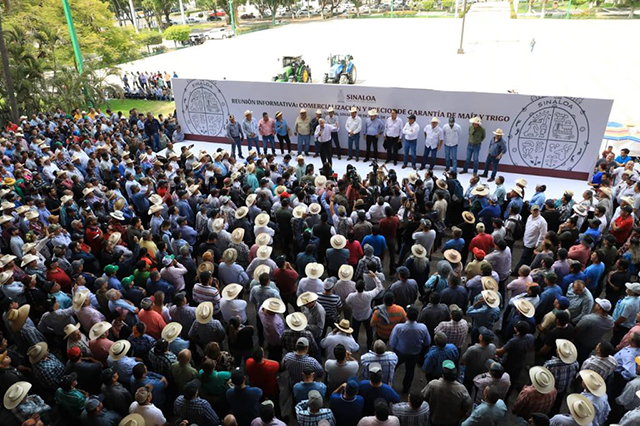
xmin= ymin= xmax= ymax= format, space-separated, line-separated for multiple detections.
xmin=163 ymin=24 xmax=190 ymax=46
xmin=628 ymin=0 xmax=640 ymax=17
xmin=352 ymin=0 xmax=362 ymax=15
xmin=137 ymin=30 xmax=163 ymax=52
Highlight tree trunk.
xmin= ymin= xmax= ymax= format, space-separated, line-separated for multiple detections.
xmin=541 ymin=0 xmax=547 ymax=17
xmin=630 ymin=5 xmax=635 ymax=18
xmin=528 ymin=0 xmax=533 ymax=13
xmin=0 ymin=13 xmax=19 ymax=124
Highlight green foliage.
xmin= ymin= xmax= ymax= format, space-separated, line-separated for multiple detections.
xmin=236 ymin=22 xmax=278 ymax=34
xmin=420 ymin=0 xmax=435 ymax=10
xmin=441 ymin=0 xmax=454 ymax=10
xmin=163 ymin=24 xmax=191 ymax=43
xmin=510 ymin=0 xmax=518 ymax=18
xmin=137 ymin=31 xmax=163 ymax=47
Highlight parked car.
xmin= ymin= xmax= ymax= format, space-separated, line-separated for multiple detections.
xmin=207 ymin=13 xmax=221 ymax=21
xmin=277 ymin=10 xmax=293 ymax=18
xmin=240 ymin=13 xmax=255 ymax=19
xmin=203 ymin=27 xmax=234 ymax=39
xmin=186 ymin=17 xmax=199 ymax=24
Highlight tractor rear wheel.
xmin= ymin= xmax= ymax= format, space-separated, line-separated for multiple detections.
xmin=339 ymin=74 xmax=348 ymax=84
xmin=349 ymin=65 xmax=357 ymax=84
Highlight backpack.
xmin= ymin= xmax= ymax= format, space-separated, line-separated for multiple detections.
xmin=337 ymin=216 xmax=351 ymax=237
xmin=506 ymin=216 xmax=525 ymax=241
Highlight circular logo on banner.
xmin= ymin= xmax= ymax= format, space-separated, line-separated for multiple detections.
xmin=507 ymin=97 xmax=589 ymax=170
xmin=181 ymin=80 xmax=230 ymax=136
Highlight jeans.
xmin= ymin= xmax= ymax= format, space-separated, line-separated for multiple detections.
xmin=396 ymin=351 xmax=420 ymax=392
xmin=150 ymin=133 xmax=160 ymax=152
xmin=277 ymin=133 xmax=292 ymax=153
xmin=297 ymin=134 xmax=311 ymax=155
xmin=262 ymin=135 xmax=276 ymax=154
xmin=247 ymin=136 xmax=261 ymax=155
xmin=421 ymin=146 xmax=438 ymax=169
xmin=483 ymin=154 xmax=500 ymax=179
xmin=463 ymin=144 xmax=481 ymax=174
xmin=444 ymin=144 xmax=458 ymax=171
xmin=348 ymin=133 xmax=360 ymax=160
xmin=331 ymin=132 xmax=341 ymax=158
xmin=403 ymin=139 xmax=417 ymax=167
xmin=231 ymin=136 xmax=243 ymax=158
xmin=365 ymin=135 xmax=379 ymax=161
xmin=352 ymin=316 xmax=374 ymax=351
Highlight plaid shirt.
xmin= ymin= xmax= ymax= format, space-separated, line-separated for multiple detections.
xmin=295 ymin=400 xmax=336 ymax=426
xmin=12 ymin=395 xmax=51 ymax=423
xmin=513 ymin=385 xmax=558 ymax=419
xmin=282 ymin=329 xmax=319 ymax=355
xmin=33 ymin=355 xmax=65 ymax=390
xmin=544 ymin=356 xmax=579 ymax=393
xmin=391 ymin=401 xmax=430 ymax=426
xmin=360 ymin=351 xmax=399 ymax=384
xmin=173 ymin=395 xmax=220 ymax=425
xmin=282 ymin=353 xmax=323 ymax=387
xmin=149 ymin=350 xmax=177 ymax=377
xmin=434 ymin=319 xmax=470 ymax=350
xmin=128 ymin=334 xmax=156 ymax=359
xmin=188 ymin=319 xmax=226 ymax=345
xmin=580 ymin=355 xmax=618 ymax=381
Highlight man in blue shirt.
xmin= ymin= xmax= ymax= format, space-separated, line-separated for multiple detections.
xmin=530 ymin=185 xmax=547 ymax=208
xmin=226 ymin=369 xmax=263 ymax=426
xmin=615 ymin=148 xmax=631 ymax=166
xmin=358 ymin=362 xmax=400 ymax=415
xmin=363 ymin=109 xmax=384 ymax=162
xmin=130 ymin=363 xmax=167 ymax=406
xmin=422 ymin=331 xmax=459 ymax=382
xmin=389 ymin=306 xmax=430 ymax=393
xmin=362 ymin=226 xmax=387 ymax=258
xmin=481 ymin=129 xmax=507 ymax=182
xmin=330 ymin=379 xmax=364 ymax=426
xmin=535 ymin=272 xmax=563 ymax=323
xmin=584 ymin=250 xmax=605 ymax=293
xmin=612 ymin=282 xmax=640 ymax=346
xmin=560 ymin=261 xmax=587 ymax=293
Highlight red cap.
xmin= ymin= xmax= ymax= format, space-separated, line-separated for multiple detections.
xmin=67 ymin=347 xmax=81 ymax=358
xmin=280 ymin=192 xmax=290 ymax=199
xmin=473 ymin=248 xmax=486 ymax=260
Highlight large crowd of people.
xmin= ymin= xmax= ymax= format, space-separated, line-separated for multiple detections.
xmin=121 ymin=72 xmax=176 ymax=101
xmin=0 ymin=105 xmax=639 ymax=426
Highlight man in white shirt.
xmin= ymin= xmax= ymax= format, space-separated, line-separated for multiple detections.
xmin=442 ymin=117 xmax=462 ymax=172
xmin=129 ymin=385 xmax=167 ymax=425
xmin=325 ymin=107 xmax=342 ymax=160
xmin=421 ymin=117 xmax=444 ymax=171
xmin=517 ymin=204 xmax=548 ymax=273
xmin=314 ymin=119 xmax=336 ymax=166
xmin=402 ymin=114 xmax=420 ymax=170
xmin=384 ymin=109 xmax=403 ymax=166
xmin=345 ymin=107 xmax=362 ymax=162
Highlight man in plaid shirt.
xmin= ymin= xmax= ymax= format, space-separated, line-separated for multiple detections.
xmin=434 ymin=307 xmax=469 ymax=351
xmin=391 ymin=392 xmax=430 ymax=426
xmin=173 ymin=379 xmax=220 ymax=425
xmin=580 ymin=341 xmax=618 ymax=382
xmin=544 ymin=339 xmax=580 ymax=415
xmin=282 ymin=337 xmax=323 ymax=388
xmin=295 ymin=389 xmax=335 ymax=426
xmin=360 ymin=340 xmax=399 ymax=385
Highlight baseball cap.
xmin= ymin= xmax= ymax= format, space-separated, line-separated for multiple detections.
xmin=478 ymin=326 xmax=495 ymax=341
xmin=346 ymin=379 xmax=359 ymax=396
xmin=442 ymin=360 xmax=456 ymax=370
xmin=67 ymin=346 xmax=82 ymax=359
xmin=368 ymin=362 xmax=382 ymax=374
xmin=595 ymin=298 xmax=612 ymax=313
xmin=296 ymin=337 xmax=309 ymax=347
xmin=307 ymin=390 xmax=323 ymax=410
xmin=486 ymin=360 xmax=504 ymax=373
xmin=85 ymin=394 xmax=103 ymax=411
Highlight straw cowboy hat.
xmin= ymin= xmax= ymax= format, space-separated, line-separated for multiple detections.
xmin=338 ymin=265 xmax=354 ymax=281
xmin=0 ymin=271 xmax=13 ymax=285
xmin=197 ymin=261 xmax=215 ymax=276
xmin=108 ymin=232 xmax=122 ymax=246
xmin=222 ymin=283 xmax=243 ymax=301
xmin=462 ymin=211 xmax=475 ymax=224
xmin=255 ymin=213 xmax=270 ymax=227
xmin=73 ymin=289 xmax=90 ymax=311
xmin=261 ymin=298 xmax=286 ymax=314
xmin=309 ymin=203 xmax=322 ymax=215
xmin=514 ymin=299 xmax=535 ymax=318
xmin=196 ymin=302 xmax=214 ymax=324
xmin=516 ymin=178 xmax=528 ymax=188
xmin=82 ymin=187 xmax=95 ymax=197
xmin=7 ymin=305 xmax=30 ymax=331
xmin=256 ymin=245 xmax=273 ymax=260
xmin=275 ymin=185 xmax=287 ymax=195
xmin=89 ymin=321 xmax=112 ymax=340
xmin=335 ymin=319 xmax=353 ymax=334
xmin=579 ymin=370 xmax=606 ymax=397
xmin=315 ymin=176 xmax=327 ymax=188
xmin=60 ymin=195 xmax=73 ymax=205
xmin=469 ymin=116 xmax=482 ymax=124
xmin=231 ymin=228 xmax=245 ymax=244
xmin=22 ymin=242 xmax=36 ymax=254
xmin=255 ymin=233 xmax=270 ymax=247
xmin=481 ymin=276 xmax=499 ymax=292
xmin=511 ymin=186 xmax=523 ymax=197
xmin=4 ymin=382 xmax=32 ymax=410
xmin=0 ymin=215 xmax=12 ymax=225
xmin=27 ymin=342 xmax=49 ymax=364
xmin=25 ymin=211 xmax=39 ymax=221
xmin=286 ymin=312 xmax=308 ymax=331
xmin=330 ymin=235 xmax=347 ymax=250
xmin=436 ymin=179 xmax=447 ymax=191
xmin=407 ymin=172 xmax=418 ymax=185
xmin=572 ymin=204 xmax=588 ymax=217
xmin=566 ymin=394 xmax=595 ymax=426
xmin=297 ymin=291 xmax=318 ymax=307
xmin=471 ymin=185 xmax=489 ymax=197
xmin=149 ymin=194 xmax=163 ymax=205
xmin=557 ymin=339 xmax=578 ymax=364
xmin=235 ymin=206 xmax=249 ymax=220
xmin=222 ymin=248 xmax=238 ymax=264
xmin=599 ymin=187 xmax=612 ymax=198
xmin=15 ymin=205 xmax=30 ymax=215
xmin=411 ymin=244 xmax=427 ymax=258
xmin=622 ymin=196 xmax=635 ymax=206
xmin=305 ymin=262 xmax=324 ymax=279
xmin=161 ymin=323 xmax=182 ymax=343
xmin=110 ymin=211 xmax=125 ymax=221
xmin=293 ymin=205 xmax=307 ymax=219
xmin=20 ymin=254 xmax=38 ymax=268
xmin=120 ymin=413 xmax=145 ymax=426
xmin=529 ymin=366 xmax=555 ymax=394
xmin=0 ymin=254 xmax=16 ymax=267
xmin=63 ymin=323 xmax=81 ymax=339
xmin=148 ymin=204 xmax=163 ymax=215
xmin=209 ymin=218 xmax=224 ymax=233
xmin=253 ymin=265 xmax=271 ymax=281
xmin=246 ymin=194 xmax=257 ymax=207
xmin=493 ymin=129 xmax=504 ymax=136
xmin=109 ymin=340 xmax=131 ymax=361
xmin=368 ymin=109 xmax=377 ymax=116
xmin=244 ymin=110 xmax=253 ymax=116
xmin=481 ymin=290 xmax=500 ymax=308
xmin=444 ymin=249 xmax=461 ymax=264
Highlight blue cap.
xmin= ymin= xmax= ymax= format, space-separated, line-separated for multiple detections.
xmin=346 ymin=379 xmax=359 ymax=395
xmin=556 ymin=296 xmax=570 ymax=310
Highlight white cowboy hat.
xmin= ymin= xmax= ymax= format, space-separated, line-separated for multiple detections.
xmin=557 ymin=339 xmax=577 ymax=364
xmin=72 ymin=289 xmax=90 ymax=311
xmin=27 ymin=342 xmax=49 ymax=364
xmin=511 ymin=186 xmax=523 ymax=197
xmin=338 ymin=265 xmax=354 ymax=281
xmin=244 ymin=110 xmax=253 ymax=116
xmin=368 ymin=109 xmax=377 ymax=116
xmin=161 ymin=322 xmax=182 ymax=343
xmin=255 ymin=233 xmax=270 ymax=247
xmin=222 ymin=283 xmax=243 ymax=301
xmin=0 ymin=271 xmax=13 ymax=285
xmin=25 ymin=211 xmax=39 ymax=221
xmin=297 ymin=291 xmax=318 ymax=307
xmin=330 ymin=234 xmax=347 ymax=250
xmin=231 ymin=228 xmax=245 ymax=244
xmin=407 ymin=172 xmax=418 ymax=185
xmin=109 ymin=340 xmax=131 ymax=361
xmin=3 ymin=381 xmax=32 ymax=410
xmin=120 ymin=413 xmax=145 ymax=426
xmin=308 ymin=203 xmax=322 ymax=215
xmin=261 ymin=297 xmax=285 ymax=314
xmin=514 ymin=299 xmax=535 ymax=318
xmin=350 ymin=106 xmax=358 ymax=113
xmin=286 ymin=312 xmax=308 ymax=331
xmin=148 ymin=204 xmax=163 ymax=215
xmin=579 ymin=370 xmax=606 ymax=397
xmin=299 ymin=108 xmax=307 ymax=113
xmin=7 ymin=305 xmax=29 ymax=331
xmin=235 ymin=206 xmax=248 ymax=220
xmin=315 ymin=109 xmax=323 ymax=115
xmin=444 ymin=249 xmax=461 ymax=264
xmin=253 ymin=264 xmax=271 ymax=281
xmin=82 ymin=187 xmax=95 ymax=197
xmin=60 ymin=195 xmax=73 ymax=205
xmin=15 ymin=205 xmax=30 ymax=215
xmin=566 ymin=394 xmax=595 ymax=426
xmin=222 ymin=248 xmax=238 ymax=264
xmin=471 ymin=185 xmax=489 ymax=196
xmin=481 ymin=276 xmax=499 ymax=292
xmin=431 ymin=117 xmax=440 ymax=123
xmin=245 ymin=194 xmax=257 ymax=207
xmin=469 ymin=116 xmax=482 ymax=124
xmin=335 ymin=319 xmax=353 ymax=334
xmin=293 ymin=205 xmax=307 ymax=219
xmin=493 ymin=129 xmax=504 ymax=136
xmin=89 ymin=321 xmax=112 ymax=340
xmin=305 ymin=262 xmax=324 ymax=279
xmin=110 ymin=211 xmax=125 ymax=221
xmin=256 ymin=245 xmax=273 ymax=260
xmin=196 ymin=302 xmax=214 ymax=324
xmin=529 ymin=366 xmax=555 ymax=394
xmin=108 ymin=232 xmax=122 ymax=246
xmin=63 ymin=323 xmax=81 ymax=339
xmin=255 ymin=213 xmax=270 ymax=227
xmin=572 ymin=204 xmax=588 ymax=217
xmin=411 ymin=244 xmax=427 ymax=259
xmin=516 ymin=178 xmax=528 ymax=187
xmin=21 ymin=242 xmax=36 ymax=253
xmin=0 ymin=215 xmax=12 ymax=225
xmin=314 ymin=176 xmax=327 ymax=188
xmin=149 ymin=194 xmax=163 ymax=205
xmin=481 ymin=290 xmax=500 ymax=308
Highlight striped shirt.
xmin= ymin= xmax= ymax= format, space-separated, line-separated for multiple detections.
xmin=317 ymin=293 xmax=343 ymax=324
xmin=370 ymin=305 xmax=407 ymax=340
xmin=282 ymin=353 xmax=323 ymax=387
xmin=391 ymin=401 xmax=430 ymax=426
xmin=360 ymin=351 xmax=399 ymax=384
xmin=192 ymin=284 xmax=221 ymax=313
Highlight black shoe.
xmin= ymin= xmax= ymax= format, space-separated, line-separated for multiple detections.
xmin=347 ymin=157 xmax=352 ymax=161
xmin=460 ymin=170 xmax=467 ymax=174
xmin=402 ymin=165 xmax=407 ymax=169
xmin=488 ymin=178 xmax=495 ymax=182
xmin=238 ymin=155 xmax=244 ymax=159
xmin=337 ymin=156 xmax=342 ymax=160
xmin=481 ymin=174 xmax=488 ymax=178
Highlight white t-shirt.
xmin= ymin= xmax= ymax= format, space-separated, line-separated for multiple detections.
xmin=129 ymin=402 xmax=167 ymax=426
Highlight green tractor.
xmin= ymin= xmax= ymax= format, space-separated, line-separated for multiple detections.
xmin=272 ymin=56 xmax=312 ymax=83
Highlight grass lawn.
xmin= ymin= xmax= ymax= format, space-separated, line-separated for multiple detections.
xmin=99 ymin=99 xmax=175 ymax=117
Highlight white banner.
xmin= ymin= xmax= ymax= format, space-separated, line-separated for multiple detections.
xmin=173 ymin=79 xmax=613 ymax=180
